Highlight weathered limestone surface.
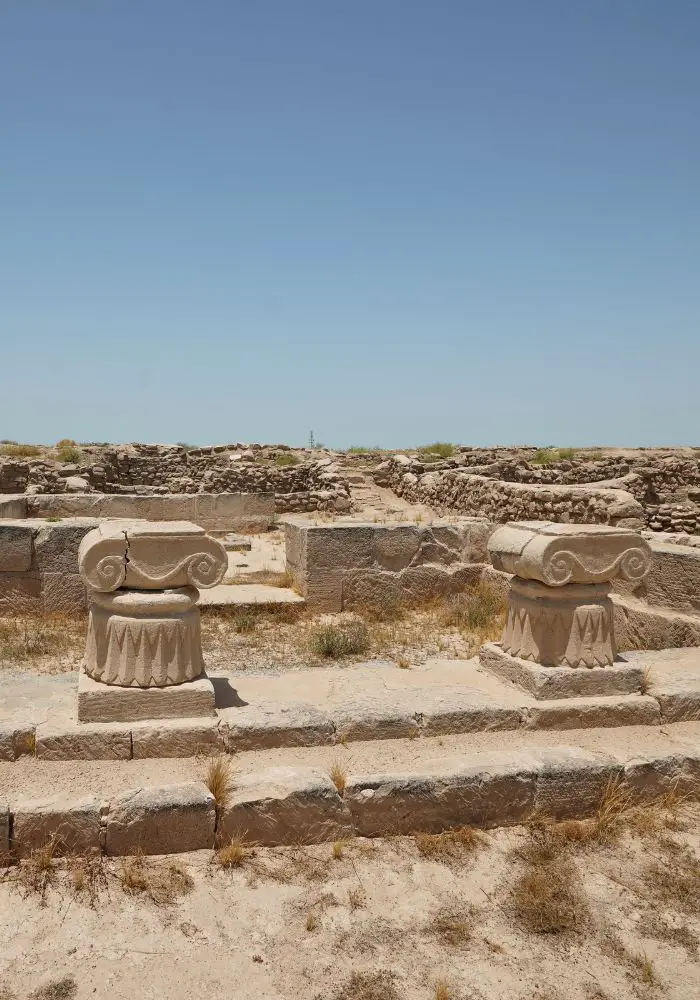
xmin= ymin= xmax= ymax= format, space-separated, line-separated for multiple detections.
xmin=131 ymin=718 xmax=222 ymax=758
xmin=523 ymin=695 xmax=660 ymax=730
xmin=221 ymin=703 xmax=335 ymax=751
xmin=285 ymin=518 xmax=492 ymax=611
xmin=0 ymin=803 xmax=9 ymax=859
xmin=488 ymin=521 xmax=652 ymax=586
xmin=36 ymin=720 xmax=132 ymax=760
xmin=77 ymin=669 xmax=216 ymax=722
xmin=12 ymin=794 xmax=101 ymax=856
xmin=0 ymin=722 xmax=35 ymax=761
xmin=218 ymin=767 xmax=354 ymax=845
xmin=79 ymin=520 xmax=226 ymax=691
xmin=487 ymin=522 xmax=652 ymax=675
xmin=532 ymin=748 xmax=621 ymax=819
xmin=0 ymin=524 xmax=33 ymax=572
xmin=479 ymin=642 xmax=644 ymax=699
xmin=105 ymin=782 xmax=216 ymax=855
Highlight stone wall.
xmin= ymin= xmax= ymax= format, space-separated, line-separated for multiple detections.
xmin=375 ymin=459 xmax=645 ymax=529
xmin=284 ymin=518 xmax=493 ymax=611
xmin=0 ymin=444 xmax=353 ymax=514
xmin=0 ymin=519 xmax=97 ymax=611
xmin=1 ymin=493 xmax=275 ymax=533
xmin=374 ymin=452 xmax=700 ymax=534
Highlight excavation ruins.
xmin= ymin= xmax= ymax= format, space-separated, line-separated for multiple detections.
xmin=1 ymin=441 xmax=700 ymax=1000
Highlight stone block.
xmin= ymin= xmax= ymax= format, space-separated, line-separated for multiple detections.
xmin=373 ymin=527 xmax=421 ymax=571
xmin=0 ymin=524 xmax=33 ymax=572
xmin=218 ymin=767 xmax=354 ymax=845
xmin=78 ymin=669 xmax=216 ymax=722
xmin=341 ymin=571 xmax=402 ymax=612
xmin=420 ymin=701 xmax=523 ymax=736
xmin=479 ymin=642 xmax=644 ymax=699
xmin=331 ymin=703 xmax=419 ymax=742
xmin=40 ymin=572 xmax=87 ymax=612
xmin=12 ymin=794 xmax=101 ymax=856
xmin=105 ymin=782 xmax=216 ymax=855
xmin=34 ymin=522 xmax=95 ymax=573
xmin=532 ymin=748 xmax=622 ymax=819
xmin=304 ymin=570 xmax=344 ymax=611
xmin=221 ymin=703 xmax=335 ymax=751
xmin=305 ymin=525 xmax=376 ymax=570
xmin=523 ymin=695 xmax=660 ymax=731
xmin=131 ymin=718 xmax=223 ymax=758
xmin=346 ymin=752 xmax=538 ymax=836
xmin=618 ymin=541 xmax=700 ymax=615
xmin=0 ymin=723 xmax=36 ymax=761
xmin=35 ymin=720 xmax=132 ymax=760
xmin=613 ymin=594 xmax=700 ymax=651
xmin=620 ymin=749 xmax=700 ymax=802
xmin=0 ymin=572 xmax=41 ymax=601
xmin=0 ymin=803 xmax=9 ymax=862
xmin=654 ymin=690 xmax=700 ymax=723
xmin=0 ymin=496 xmax=27 ymax=519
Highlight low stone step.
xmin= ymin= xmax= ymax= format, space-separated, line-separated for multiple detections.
xmin=3 ymin=731 xmax=699 ymax=856
xmin=2 ymin=652 xmax=699 ymax=761
xmin=198 ymin=584 xmax=305 ymax=609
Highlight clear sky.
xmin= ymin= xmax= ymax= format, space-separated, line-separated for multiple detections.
xmin=1 ymin=1 xmax=698 ymax=449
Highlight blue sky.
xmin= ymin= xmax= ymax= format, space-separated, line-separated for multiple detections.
xmin=1 ymin=1 xmax=698 ymax=448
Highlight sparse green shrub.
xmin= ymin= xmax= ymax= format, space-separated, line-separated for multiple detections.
xmin=557 ymin=447 xmax=576 ymax=460
xmin=56 ymin=446 xmax=82 ymax=464
xmin=419 ymin=442 xmax=456 ymax=459
xmin=309 ymin=620 xmax=371 ymax=659
xmin=274 ymin=453 xmax=300 ymax=466
xmin=0 ymin=443 xmax=42 ymax=458
xmin=55 ymin=438 xmax=76 ymax=448
xmin=532 ymin=448 xmax=557 ymax=465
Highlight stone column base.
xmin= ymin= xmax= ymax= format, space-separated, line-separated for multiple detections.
xmin=84 ymin=587 xmax=204 ymax=687
xmin=77 ymin=667 xmax=216 ymax=722
xmin=502 ymin=577 xmax=615 ymax=669
xmin=479 ymin=642 xmax=644 ymax=700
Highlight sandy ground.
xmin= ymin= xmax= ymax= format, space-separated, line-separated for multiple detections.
xmin=1 ymin=803 xmax=699 ymax=1000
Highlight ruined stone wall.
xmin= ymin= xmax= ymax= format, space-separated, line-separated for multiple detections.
xmin=0 ymin=445 xmax=352 ymax=514
xmin=374 ymin=458 xmax=645 ymax=529
xmin=374 ymin=454 xmax=700 ymax=534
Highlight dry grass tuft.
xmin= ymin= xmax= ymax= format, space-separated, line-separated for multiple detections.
xmin=12 ymin=841 xmax=58 ymax=904
xmin=434 ymin=980 xmax=451 ymax=1000
xmin=347 ymin=886 xmax=366 ymax=910
xmin=415 ymin=826 xmax=483 ymax=862
xmin=0 ymin=591 xmax=85 ymax=667
xmin=332 ymin=840 xmax=345 ymax=860
xmin=510 ymin=857 xmax=589 ymax=935
xmin=322 ymin=970 xmax=402 ymax=1000
xmin=215 ymin=837 xmax=251 ymax=869
xmin=27 ymin=977 xmax=78 ymax=1000
xmin=118 ymin=853 xmax=193 ymax=905
xmin=640 ymin=665 xmax=653 ymax=695
xmin=395 ymin=655 xmax=411 ymax=669
xmin=329 ymin=761 xmax=348 ymax=796
xmin=640 ymin=841 xmax=700 ymax=916
xmin=441 ymin=582 xmax=506 ymax=641
xmin=305 ymin=910 xmax=318 ymax=931
xmin=309 ymin=620 xmax=371 ymax=659
xmin=66 ymin=851 xmax=108 ymax=907
xmin=205 ymin=755 xmax=234 ymax=813
xmin=429 ymin=903 xmax=475 ymax=948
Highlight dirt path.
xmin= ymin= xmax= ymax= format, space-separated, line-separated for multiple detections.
xmin=339 ymin=465 xmax=432 ymax=520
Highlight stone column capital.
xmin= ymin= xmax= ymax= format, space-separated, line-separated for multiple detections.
xmin=487 ymin=520 xmax=652 ymax=587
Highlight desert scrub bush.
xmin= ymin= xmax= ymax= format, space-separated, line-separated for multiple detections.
xmin=510 ymin=855 xmax=589 ymax=934
xmin=442 ymin=583 xmax=506 ymax=635
xmin=56 ymin=445 xmax=82 ymax=464
xmin=119 ymin=853 xmax=193 ymax=904
xmin=309 ymin=620 xmax=371 ymax=659
xmin=532 ymin=448 xmax=557 ymax=465
xmin=328 ymin=970 xmax=402 ymax=1000
xmin=557 ymin=447 xmax=576 ymax=460
xmin=415 ymin=826 xmax=483 ymax=862
xmin=0 ymin=443 xmax=42 ymax=457
xmin=418 ymin=442 xmax=456 ymax=459
xmin=55 ymin=438 xmax=76 ymax=448
xmin=274 ymin=453 xmax=300 ymax=466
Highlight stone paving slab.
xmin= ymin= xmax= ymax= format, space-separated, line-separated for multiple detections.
xmin=1 ymin=651 xmax=699 ymax=760
xmin=198 ymin=584 xmax=305 ymax=608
